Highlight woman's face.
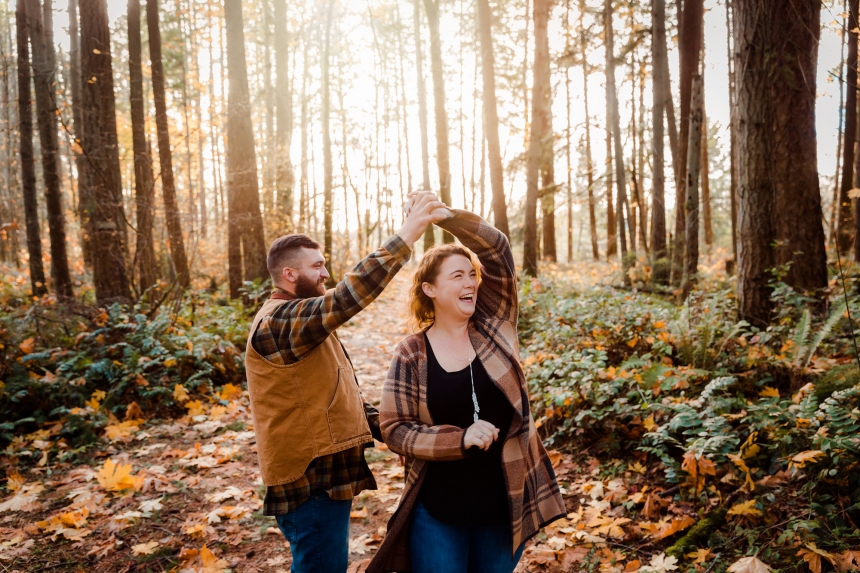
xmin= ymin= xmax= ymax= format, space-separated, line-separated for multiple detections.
xmin=422 ymin=254 xmax=478 ymax=321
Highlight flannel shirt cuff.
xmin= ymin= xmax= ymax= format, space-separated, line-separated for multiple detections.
xmin=384 ymin=234 xmax=413 ymax=262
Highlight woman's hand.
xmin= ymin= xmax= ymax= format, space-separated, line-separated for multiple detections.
xmin=464 ymin=420 xmax=499 ymax=451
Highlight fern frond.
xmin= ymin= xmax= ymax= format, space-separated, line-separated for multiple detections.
xmin=804 ymin=301 xmax=847 ymax=368
xmin=792 ymin=309 xmax=811 ymax=367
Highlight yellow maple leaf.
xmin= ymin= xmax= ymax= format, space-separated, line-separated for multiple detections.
xmin=96 ymin=458 xmax=143 ymax=494
xmin=642 ymin=416 xmax=657 ymax=432
xmin=18 ymin=338 xmax=35 ymax=354
xmin=740 ymin=432 xmax=761 ymax=459
xmin=629 ymin=461 xmax=647 ymax=474
xmin=797 ymin=543 xmax=836 ymax=573
xmin=728 ymin=556 xmax=772 ymax=573
xmin=218 ymin=383 xmax=242 ymax=401
xmin=727 ymin=499 xmax=762 ymax=518
xmin=174 ymin=384 xmax=189 ymax=403
xmin=759 ymin=386 xmax=780 ymax=398
xmin=164 ymin=358 xmax=177 ymax=368
xmin=104 ymin=420 xmax=142 ymax=441
xmin=790 ymin=450 xmax=827 ymax=468
xmin=728 ymin=454 xmax=756 ymax=491
xmin=185 ymin=400 xmax=206 ymax=417
xmin=686 ymin=548 xmax=714 ymax=564
xmin=651 ymin=515 xmax=695 ymax=540
xmin=199 ymin=545 xmax=230 ymax=572
xmin=132 ymin=540 xmax=160 ymax=556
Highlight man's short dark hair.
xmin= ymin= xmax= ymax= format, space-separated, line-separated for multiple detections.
xmin=267 ymin=234 xmax=321 ymax=280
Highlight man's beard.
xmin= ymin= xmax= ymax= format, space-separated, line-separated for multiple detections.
xmin=295 ymin=273 xmax=326 ymax=298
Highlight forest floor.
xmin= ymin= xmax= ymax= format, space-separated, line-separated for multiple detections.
xmin=0 ymin=269 xmax=587 ymax=572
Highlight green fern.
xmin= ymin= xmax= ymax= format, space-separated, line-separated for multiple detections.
xmin=791 ymin=309 xmax=811 ymax=367
xmin=803 ymin=301 xmax=847 ymax=368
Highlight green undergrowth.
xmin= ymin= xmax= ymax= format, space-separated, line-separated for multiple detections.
xmin=520 ymin=270 xmax=860 ymax=566
xmin=0 ymin=281 xmax=259 ymax=462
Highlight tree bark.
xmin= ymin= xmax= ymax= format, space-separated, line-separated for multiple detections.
xmin=523 ymin=0 xmax=550 ymax=275
xmin=577 ymin=0 xmax=598 ymax=261
xmin=273 ymin=0 xmax=295 ymax=232
xmin=476 ymin=0 xmax=509 ymax=237
xmin=224 ymin=0 xmax=268 ymax=297
xmin=15 ymin=0 xmax=46 ymax=296
xmin=830 ymin=0 xmax=847 ymax=247
xmin=683 ymin=74 xmax=703 ymax=298
xmin=26 ymin=0 xmax=72 ymax=297
xmin=726 ymin=0 xmax=738 ymax=260
xmin=413 ymin=0 xmax=434 ymax=250
xmin=651 ymin=0 xmax=668 ymax=282
xmin=147 ymin=0 xmax=189 ymax=288
xmin=128 ymin=0 xmax=156 ymax=293
xmin=605 ymin=123 xmax=616 ymax=257
xmin=735 ymin=0 xmax=826 ymax=324
xmin=671 ymin=0 xmax=703 ymax=284
xmin=68 ymin=0 xmax=90 ymax=267
xmin=605 ymin=0 xmax=629 ymax=272
xmin=838 ymin=0 xmax=859 ymax=254
xmin=538 ymin=0 xmax=554 ymax=262
xmin=80 ymin=0 xmax=130 ymax=302
xmin=701 ymin=94 xmax=713 ymax=248
xmin=322 ymin=0 xmax=334 ymax=284
xmin=423 ymin=0 xmax=453 ymax=243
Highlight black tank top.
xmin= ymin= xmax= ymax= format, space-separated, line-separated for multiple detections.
xmin=418 ymin=332 xmax=513 ymax=526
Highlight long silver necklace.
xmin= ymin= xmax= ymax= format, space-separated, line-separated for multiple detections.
xmin=436 ymin=329 xmax=481 ymax=423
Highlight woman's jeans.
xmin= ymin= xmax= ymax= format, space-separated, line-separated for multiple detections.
xmin=409 ymin=500 xmax=525 ymax=573
xmin=275 ymin=490 xmax=352 ymax=573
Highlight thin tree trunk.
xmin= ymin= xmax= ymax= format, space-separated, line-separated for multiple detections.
xmin=80 ymin=0 xmax=130 ymax=302
xmin=224 ymin=0 xmax=268 ymax=296
xmin=564 ymin=0 xmax=573 ymax=262
xmin=637 ymin=58 xmax=648 ymax=253
xmin=413 ymin=0 xmax=433 ymax=250
xmin=128 ymin=0 xmax=156 ymax=293
xmin=606 ymin=123 xmax=616 ymax=257
xmin=605 ymin=0 xmax=629 ymax=273
xmin=178 ymin=1 xmax=195 ymax=235
xmin=476 ymin=0 xmax=509 ymax=236
xmin=147 ymin=0 xmax=189 ymax=288
xmin=830 ymin=0 xmax=847 ymax=247
xmin=522 ymin=0 xmax=550 ymax=275
xmin=651 ymin=0 xmax=668 ymax=282
xmin=581 ymin=0 xmax=598 ymax=261
xmin=15 ymin=0 xmax=46 ymax=296
xmin=701 ymin=91 xmax=713 ymax=249
xmin=683 ymin=74 xmax=703 ymax=298
xmin=726 ymin=0 xmax=738 ymax=260
xmin=299 ymin=28 xmax=309 ymax=233
xmin=27 ymin=0 xmax=72 ymax=297
xmin=322 ymin=0 xmax=334 ymax=283
xmin=68 ymin=0 xmax=90 ymax=267
xmin=273 ymin=0 xmax=295 ymax=232
xmin=671 ymin=0 xmax=703 ymax=284
xmin=423 ymin=0 xmax=453 ymax=243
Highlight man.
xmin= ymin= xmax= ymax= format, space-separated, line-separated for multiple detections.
xmin=245 ymin=192 xmax=448 ymax=573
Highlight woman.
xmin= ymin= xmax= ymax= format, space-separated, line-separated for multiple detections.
xmin=367 ymin=208 xmax=565 ymax=573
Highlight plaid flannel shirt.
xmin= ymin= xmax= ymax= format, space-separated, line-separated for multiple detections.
xmin=252 ymin=234 xmax=412 ymax=516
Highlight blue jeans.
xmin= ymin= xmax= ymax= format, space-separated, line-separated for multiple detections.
xmin=275 ymin=491 xmax=352 ymax=573
xmin=409 ymin=500 xmax=525 ymax=573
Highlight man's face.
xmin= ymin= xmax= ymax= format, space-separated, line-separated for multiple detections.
xmin=283 ymin=248 xmax=329 ymax=298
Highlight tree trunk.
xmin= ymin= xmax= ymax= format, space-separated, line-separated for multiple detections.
xmin=735 ymin=0 xmax=826 ymax=324
xmin=68 ymin=0 xmax=90 ymax=267
xmin=564 ymin=0 xmax=573 ymax=262
xmin=605 ymin=0 xmax=629 ymax=271
xmin=26 ymin=0 xmax=72 ymax=297
xmin=423 ymin=0 xmax=453 ymax=243
xmin=830 ymin=0 xmax=847 ymax=247
xmin=701 ymin=94 xmax=713 ymax=248
xmin=80 ymin=0 xmax=130 ymax=302
xmin=522 ymin=0 xmax=550 ymax=276
xmin=839 ymin=0 xmax=859 ymax=254
xmin=581 ymin=0 xmax=598 ymax=261
xmin=273 ymin=0 xmax=295 ymax=232
xmin=147 ymin=0 xmax=189 ymax=288
xmin=15 ymin=0 xmax=46 ymax=296
xmin=671 ymin=0 xmax=703 ymax=284
xmin=476 ymin=0 xmax=509 ymax=237
xmin=605 ymin=124 xmax=616 ymax=257
xmin=651 ymin=0 xmax=668 ymax=282
xmin=726 ymin=0 xmax=738 ymax=260
xmin=224 ymin=0 xmax=268 ymax=296
xmin=413 ymin=0 xmax=434 ymax=250
xmin=770 ymin=1 xmax=827 ymax=283
xmin=322 ymin=0 xmax=334 ymax=284
xmin=128 ymin=0 xmax=156 ymax=294
xmin=683 ymin=74 xmax=703 ymax=298
xmin=538 ymin=0 xmax=554 ymax=262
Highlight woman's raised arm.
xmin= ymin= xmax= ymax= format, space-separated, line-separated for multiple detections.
xmin=436 ymin=210 xmax=518 ymax=325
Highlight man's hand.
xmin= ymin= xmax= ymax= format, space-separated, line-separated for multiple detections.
xmin=396 ymin=192 xmax=451 ymax=247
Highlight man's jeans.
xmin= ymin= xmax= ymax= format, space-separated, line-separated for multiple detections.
xmin=409 ymin=500 xmax=525 ymax=573
xmin=275 ymin=491 xmax=353 ymax=573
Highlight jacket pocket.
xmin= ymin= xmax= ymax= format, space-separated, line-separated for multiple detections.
xmin=327 ymin=367 xmax=370 ymax=443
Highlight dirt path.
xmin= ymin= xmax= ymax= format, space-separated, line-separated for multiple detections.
xmin=0 ymin=269 xmax=581 ymax=572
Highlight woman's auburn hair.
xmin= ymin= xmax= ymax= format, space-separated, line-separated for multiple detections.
xmin=409 ymin=243 xmax=482 ymax=331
